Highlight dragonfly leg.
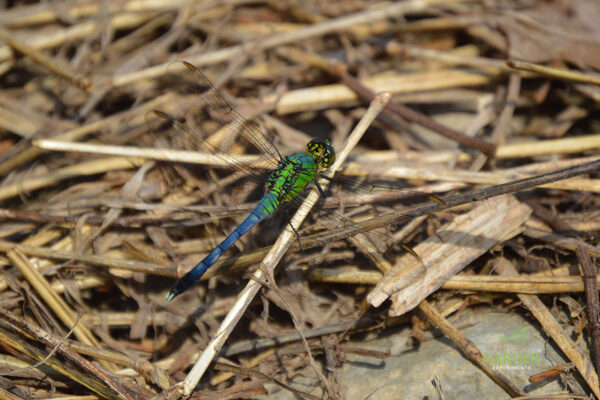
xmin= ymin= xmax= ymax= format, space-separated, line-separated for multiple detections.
xmin=279 ymin=207 xmax=303 ymax=252
xmin=255 ymin=264 xmax=276 ymax=288
xmin=315 ymin=180 xmax=326 ymax=196
xmin=312 ymin=180 xmax=332 ymax=213
xmin=288 ymin=219 xmax=305 ymax=253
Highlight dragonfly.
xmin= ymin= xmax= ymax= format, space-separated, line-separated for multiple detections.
xmin=153 ymin=62 xmax=441 ymax=301
xmin=159 ymin=119 xmax=335 ymax=300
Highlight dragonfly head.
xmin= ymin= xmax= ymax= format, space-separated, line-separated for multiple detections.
xmin=306 ymin=139 xmax=335 ymax=169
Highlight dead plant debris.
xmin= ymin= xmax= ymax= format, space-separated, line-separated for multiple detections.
xmin=1 ymin=0 xmax=600 ymax=399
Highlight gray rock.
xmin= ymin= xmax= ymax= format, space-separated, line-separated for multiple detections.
xmin=259 ymin=311 xmax=571 ymax=399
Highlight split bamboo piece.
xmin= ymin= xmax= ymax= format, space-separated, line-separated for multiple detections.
xmin=367 ymin=195 xmax=532 ymax=313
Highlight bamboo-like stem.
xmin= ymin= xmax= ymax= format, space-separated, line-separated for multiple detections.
xmin=0 ymin=0 xmax=187 ymax=28
xmin=34 ymin=140 xmax=262 ymax=167
xmin=0 ymin=239 xmax=176 ymax=281
xmin=0 ymin=157 xmax=145 ymax=202
xmin=275 ymin=68 xmax=495 ymax=115
xmin=507 ymin=59 xmax=600 ymax=85
xmin=308 ymin=267 xmax=600 ymax=294
xmin=576 ymin=246 xmax=600 ymax=376
xmin=39 ymin=130 xmax=600 ymax=162
xmin=0 ymin=27 xmax=91 ymax=91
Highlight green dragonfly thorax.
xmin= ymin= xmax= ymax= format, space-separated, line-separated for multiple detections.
xmin=306 ymin=138 xmax=335 ymax=169
xmin=262 ymin=139 xmax=335 ymax=210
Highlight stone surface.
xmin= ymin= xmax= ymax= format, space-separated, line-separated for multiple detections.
xmin=259 ymin=311 xmax=575 ymax=399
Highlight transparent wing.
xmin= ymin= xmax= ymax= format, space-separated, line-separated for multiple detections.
xmin=158 ymin=61 xmax=283 ymax=164
xmin=326 ymin=175 xmax=445 ymax=206
xmin=294 ymin=181 xmax=426 ymax=258
xmin=151 ymin=109 xmax=270 ymax=179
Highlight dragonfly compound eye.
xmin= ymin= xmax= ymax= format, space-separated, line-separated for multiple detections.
xmin=306 ymin=139 xmax=336 ymax=169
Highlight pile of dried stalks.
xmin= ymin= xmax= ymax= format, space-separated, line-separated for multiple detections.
xmin=1 ymin=0 xmax=600 ymax=398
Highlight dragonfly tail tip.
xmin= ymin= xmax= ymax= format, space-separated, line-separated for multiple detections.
xmin=165 ymin=290 xmax=176 ymax=301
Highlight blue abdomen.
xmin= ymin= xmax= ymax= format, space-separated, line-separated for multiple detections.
xmin=166 ymin=193 xmax=279 ymax=300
